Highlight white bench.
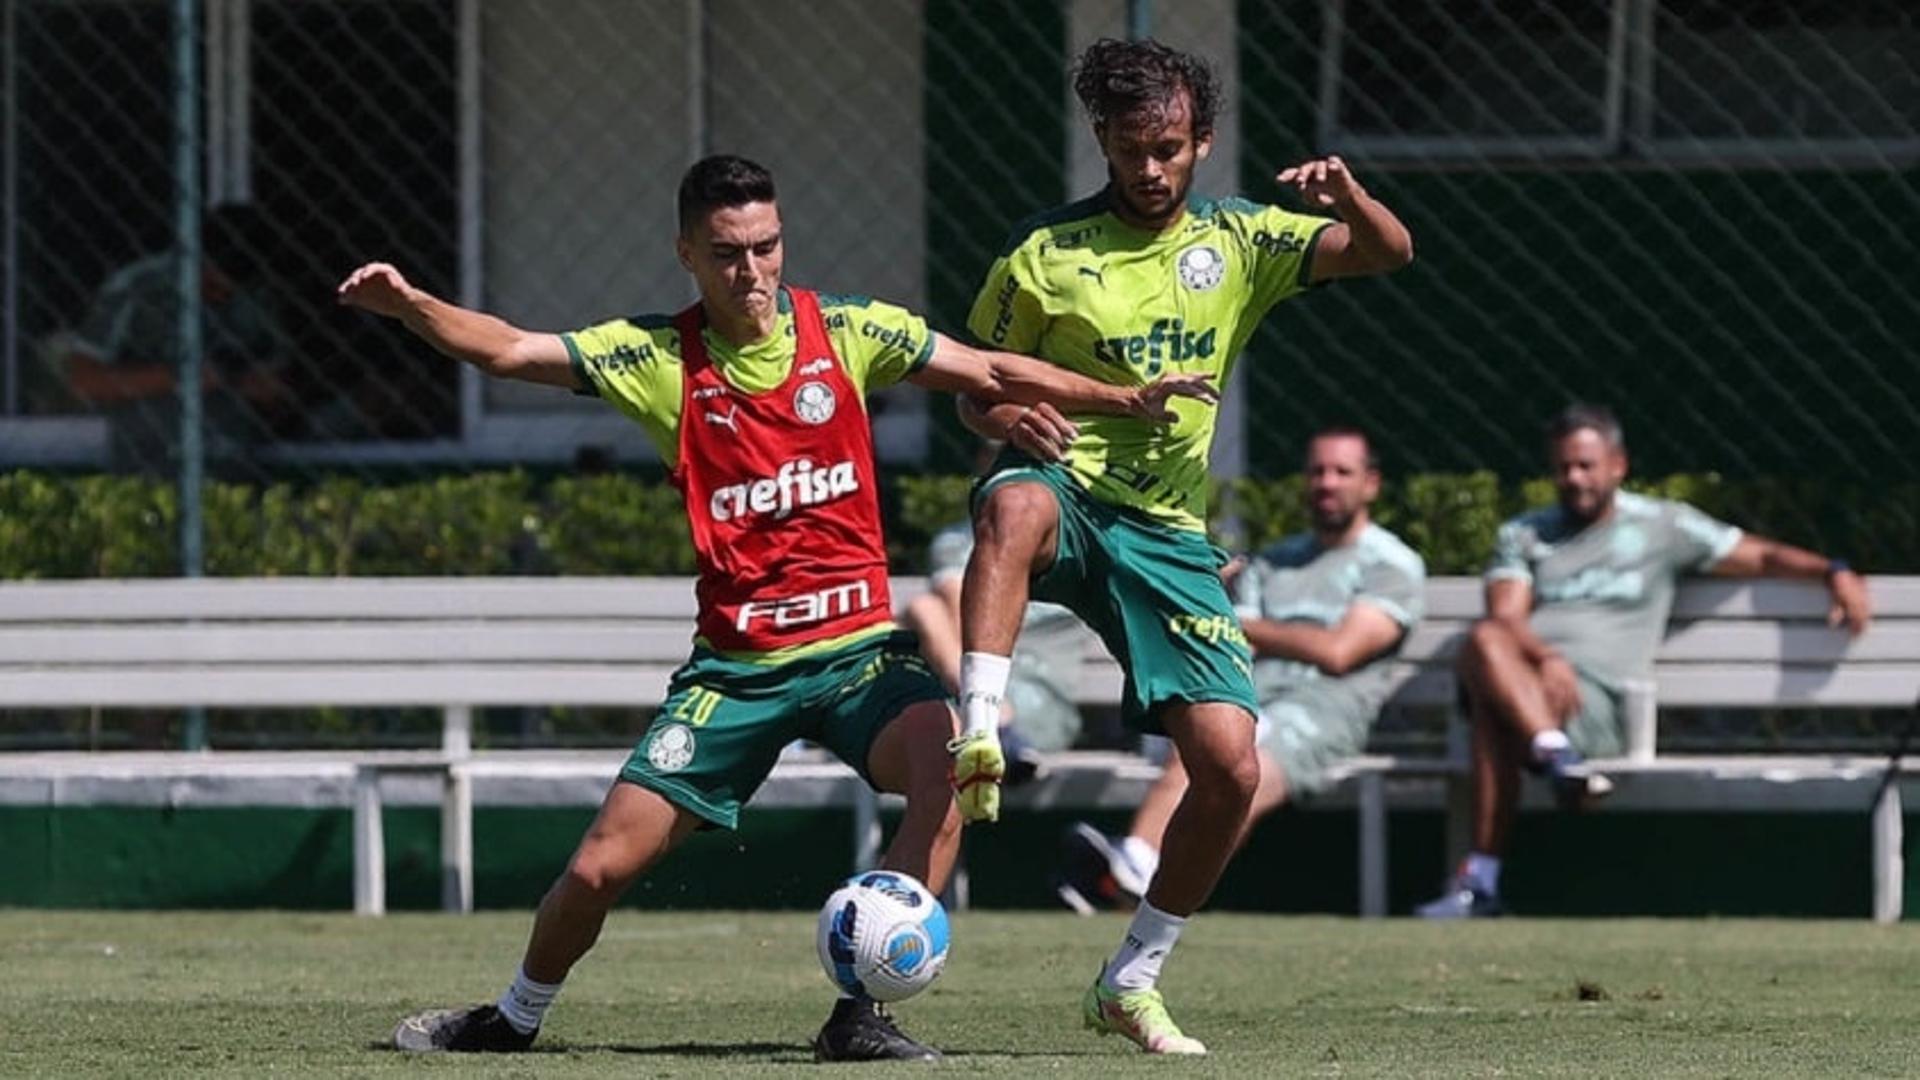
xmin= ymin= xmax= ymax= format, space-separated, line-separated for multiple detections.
xmin=0 ymin=576 xmax=1914 ymax=919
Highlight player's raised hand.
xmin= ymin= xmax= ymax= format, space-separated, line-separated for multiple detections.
xmin=336 ymin=262 xmax=421 ymax=319
xmin=1131 ymin=373 xmax=1220 ymax=423
xmin=948 ymin=730 xmax=1005 ymax=824
xmin=1007 ymin=402 xmax=1079 ymax=462
xmin=1277 ymin=155 xmax=1364 ymax=210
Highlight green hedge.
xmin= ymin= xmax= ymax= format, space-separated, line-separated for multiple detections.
xmin=3 ymin=469 xmax=1914 ymax=579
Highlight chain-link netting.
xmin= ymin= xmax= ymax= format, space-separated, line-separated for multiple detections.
xmin=0 ymin=0 xmax=1914 ymax=749
xmin=3 ymin=0 xmax=1913 ymax=511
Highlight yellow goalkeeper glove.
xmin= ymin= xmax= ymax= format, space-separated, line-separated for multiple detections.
xmin=947 ymin=730 xmax=1005 ymax=823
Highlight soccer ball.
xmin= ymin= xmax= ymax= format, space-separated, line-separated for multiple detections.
xmin=816 ymin=870 xmax=950 ymax=1002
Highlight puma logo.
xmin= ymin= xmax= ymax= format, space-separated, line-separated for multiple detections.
xmin=705 ymin=405 xmax=741 ymax=433
xmin=1077 ymin=265 xmax=1106 ymax=286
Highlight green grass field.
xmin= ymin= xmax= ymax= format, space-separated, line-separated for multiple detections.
xmin=4 ymin=910 xmax=1917 ymax=1077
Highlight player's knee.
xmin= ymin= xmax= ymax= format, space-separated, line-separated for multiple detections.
xmin=559 ymin=851 xmax=629 ymax=903
xmin=973 ymin=484 xmax=1053 ymax=551
xmin=1185 ymin=745 xmax=1259 ymax=813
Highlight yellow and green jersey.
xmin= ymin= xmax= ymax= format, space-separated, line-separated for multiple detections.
xmin=968 ymin=190 xmax=1333 ymax=531
xmin=563 ymin=288 xmax=935 ymax=468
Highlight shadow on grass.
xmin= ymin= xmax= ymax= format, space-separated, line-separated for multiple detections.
xmin=371 ymin=1039 xmax=1100 ymax=1060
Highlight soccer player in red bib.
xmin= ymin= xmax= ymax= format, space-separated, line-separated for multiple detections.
xmin=338 ymin=154 xmax=1214 ymax=1062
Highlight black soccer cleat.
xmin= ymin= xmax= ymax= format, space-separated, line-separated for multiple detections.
xmin=812 ymin=996 xmax=941 ymax=1062
xmin=392 ymin=1003 xmax=537 ymax=1053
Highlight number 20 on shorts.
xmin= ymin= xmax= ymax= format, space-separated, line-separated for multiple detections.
xmin=672 ymin=686 xmax=725 ymax=727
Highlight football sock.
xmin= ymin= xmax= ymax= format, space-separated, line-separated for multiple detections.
xmin=1530 ymin=729 xmax=1571 ymax=764
xmin=496 ymin=967 xmax=562 ymax=1035
xmin=1463 ymin=852 xmax=1503 ymax=896
xmin=958 ymin=652 xmax=1012 ymax=738
xmin=1121 ymin=835 xmax=1161 ymax=885
xmin=1103 ymin=900 xmax=1186 ymax=992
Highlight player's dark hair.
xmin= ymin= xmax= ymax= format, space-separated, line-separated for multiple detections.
xmin=1546 ymin=403 xmax=1626 ymax=452
xmin=677 ymin=155 xmax=777 ymax=235
xmin=1308 ymin=424 xmax=1380 ymax=471
xmin=1072 ymin=38 xmax=1220 ymax=140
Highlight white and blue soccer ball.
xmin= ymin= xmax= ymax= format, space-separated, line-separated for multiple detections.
xmin=816 ymin=870 xmax=950 ymax=1002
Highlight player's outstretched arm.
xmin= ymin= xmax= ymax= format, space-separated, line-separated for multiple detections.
xmin=336 ymin=262 xmax=580 ymax=389
xmin=957 ymin=396 xmax=1078 ymax=462
xmin=912 ymin=333 xmax=1218 ymax=421
xmin=1710 ymin=535 xmax=1872 ymax=635
xmin=1277 ymin=155 xmax=1415 ymax=282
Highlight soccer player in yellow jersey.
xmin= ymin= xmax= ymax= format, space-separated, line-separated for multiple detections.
xmin=947 ymin=39 xmax=1415 ymax=1054
xmin=338 ymin=154 xmax=1212 ymax=1061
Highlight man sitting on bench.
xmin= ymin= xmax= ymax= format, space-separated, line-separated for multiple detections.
xmin=1418 ymin=403 xmax=1872 ymax=918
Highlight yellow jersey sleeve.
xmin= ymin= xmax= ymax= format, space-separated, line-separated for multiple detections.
xmin=561 ymin=316 xmax=683 ymax=459
xmin=966 ymin=248 xmax=1047 ymax=353
xmin=1243 ymin=204 xmax=1336 ymax=317
xmin=818 ymin=294 xmax=935 ymax=396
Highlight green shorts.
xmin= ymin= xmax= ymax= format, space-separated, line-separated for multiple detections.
xmin=1257 ymin=682 xmax=1380 ymax=796
xmin=620 ymin=629 xmax=948 ymax=829
xmin=976 ymin=457 xmax=1257 ymax=733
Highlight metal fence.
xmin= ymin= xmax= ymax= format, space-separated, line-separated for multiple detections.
xmin=0 ymin=0 xmax=1915 ymax=747
xmin=4 ymin=1 xmax=1914 ymax=486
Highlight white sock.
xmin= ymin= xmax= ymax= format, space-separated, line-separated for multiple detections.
xmin=1530 ymin=729 xmax=1570 ymax=764
xmin=958 ymin=652 xmax=1012 ymax=738
xmin=1463 ymin=852 xmax=1502 ymax=896
xmin=1103 ymin=901 xmax=1186 ymax=992
xmin=1120 ymin=836 xmax=1161 ymax=886
xmin=495 ymin=967 xmax=562 ymax=1035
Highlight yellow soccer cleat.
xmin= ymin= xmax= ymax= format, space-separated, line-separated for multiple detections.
xmin=947 ymin=730 xmax=1005 ymax=823
xmin=1083 ymin=972 xmax=1207 ymax=1055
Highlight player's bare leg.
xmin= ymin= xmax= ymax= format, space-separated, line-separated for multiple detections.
xmin=962 ymin=480 xmax=1060 ymax=656
xmin=1141 ymin=704 xmax=1259 ymax=916
xmin=866 ymin=699 xmax=963 ymax=893
xmin=1085 ymin=703 xmax=1256 ymax=1055
xmin=1068 ymin=744 xmax=1285 ymax=910
xmin=395 ymin=782 xmax=699 ymax=1051
xmin=811 ymin=699 xmax=962 ymax=1064
xmin=521 ymin=783 xmax=700 ymax=981
xmin=951 ymin=481 xmax=1061 ymax=822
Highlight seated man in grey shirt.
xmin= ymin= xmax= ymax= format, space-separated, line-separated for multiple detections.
xmin=1057 ymin=426 xmax=1426 ymax=912
xmin=1419 ymin=403 xmax=1872 ymax=918
xmin=64 ymin=204 xmax=290 ymax=479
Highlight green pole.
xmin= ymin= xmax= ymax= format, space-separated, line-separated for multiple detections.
xmin=175 ymin=0 xmax=206 ymax=750
xmin=1127 ymin=0 xmax=1151 ymax=41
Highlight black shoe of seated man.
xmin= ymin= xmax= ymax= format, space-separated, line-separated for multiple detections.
xmin=1000 ymin=726 xmax=1044 ymax=787
xmin=813 ymin=996 xmax=941 ymax=1062
xmin=1053 ymin=822 xmax=1143 ymax=916
xmin=1530 ymin=744 xmax=1615 ymax=811
xmin=392 ymin=1003 xmax=536 ymax=1053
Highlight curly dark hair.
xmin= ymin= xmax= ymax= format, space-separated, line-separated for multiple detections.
xmin=1072 ymin=37 xmax=1220 ymax=140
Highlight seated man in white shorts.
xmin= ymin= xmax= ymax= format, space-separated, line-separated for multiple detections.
xmin=1058 ymin=426 xmax=1425 ymax=911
